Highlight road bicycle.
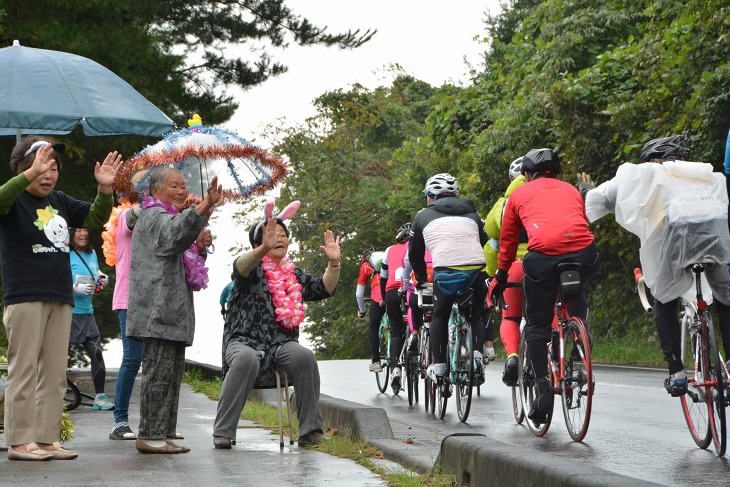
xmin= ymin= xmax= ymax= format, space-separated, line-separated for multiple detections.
xmin=488 ymin=280 xmax=527 ymax=424
xmin=434 ymin=285 xmax=483 ymax=423
xmin=635 ymin=263 xmax=727 ymax=456
xmin=374 ymin=300 xmax=416 ymax=399
xmin=416 ymin=284 xmax=435 ymax=413
xmin=516 ymin=262 xmax=594 ymax=441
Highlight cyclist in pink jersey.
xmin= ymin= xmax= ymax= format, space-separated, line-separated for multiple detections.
xmin=379 ymin=223 xmax=411 ymax=389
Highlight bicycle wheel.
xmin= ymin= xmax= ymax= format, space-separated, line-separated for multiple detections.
xmin=561 ymin=318 xmax=593 ymax=442
xmin=519 ymin=337 xmax=551 ymax=436
xmin=64 ymin=378 xmax=82 ymax=412
xmin=455 ymin=323 xmax=474 ymax=423
xmin=407 ymin=351 xmax=419 ymax=406
xmin=422 ymin=331 xmax=435 ymax=413
xmin=437 ymin=369 xmax=449 ymax=419
xmin=680 ymin=312 xmax=713 ymax=449
xmin=706 ymin=316 xmax=726 ymax=456
xmin=375 ymin=318 xmax=390 ymax=394
xmin=512 ymin=336 xmax=526 ymax=424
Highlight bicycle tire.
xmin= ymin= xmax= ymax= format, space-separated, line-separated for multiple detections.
xmin=64 ymin=378 xmax=82 ymax=412
xmin=512 ymin=336 xmax=526 ymax=424
xmin=706 ymin=316 xmax=727 ymax=456
xmin=680 ymin=311 xmax=713 ymax=449
xmin=561 ymin=318 xmax=593 ymax=442
xmin=519 ymin=336 xmax=551 ymax=436
xmin=437 ymin=373 xmax=449 ymax=419
xmin=406 ymin=332 xmax=416 ymax=406
xmin=375 ymin=317 xmax=390 ymax=394
xmin=456 ymin=323 xmax=474 ymax=423
xmin=423 ymin=332 xmax=436 ymax=414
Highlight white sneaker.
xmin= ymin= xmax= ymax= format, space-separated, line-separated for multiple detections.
xmin=474 ymin=350 xmax=483 ymax=364
xmin=484 ymin=347 xmax=496 ymax=362
xmin=426 ymin=363 xmax=446 ymax=383
xmin=93 ymin=394 xmax=114 ymax=411
xmin=368 ymin=361 xmax=383 ymax=373
xmin=390 ymin=367 xmax=402 ymax=389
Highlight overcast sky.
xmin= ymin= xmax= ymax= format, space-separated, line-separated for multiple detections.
xmin=222 ymin=0 xmax=502 ymax=146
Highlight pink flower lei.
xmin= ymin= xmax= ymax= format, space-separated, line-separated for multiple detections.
xmin=262 ymin=255 xmax=305 ymax=330
xmin=141 ymin=196 xmax=209 ymax=291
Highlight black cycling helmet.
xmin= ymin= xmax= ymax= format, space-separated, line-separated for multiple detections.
xmin=361 ymin=246 xmax=376 ymax=263
xmin=639 ymin=135 xmax=689 ymax=163
xmin=521 ymin=148 xmax=561 ymax=175
xmin=395 ymin=223 xmax=411 ymax=243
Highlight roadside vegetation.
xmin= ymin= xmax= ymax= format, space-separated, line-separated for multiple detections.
xmin=183 ymin=369 xmax=458 ymax=487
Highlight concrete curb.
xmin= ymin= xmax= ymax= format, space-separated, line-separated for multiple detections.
xmin=183 ymin=360 xmax=663 ymax=485
xmin=435 ymin=434 xmax=665 ymax=487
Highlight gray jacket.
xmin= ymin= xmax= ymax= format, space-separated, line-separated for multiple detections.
xmin=127 ymin=206 xmax=208 ymax=345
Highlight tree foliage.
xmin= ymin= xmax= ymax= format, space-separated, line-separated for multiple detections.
xmin=273 ymin=0 xmax=730 ymax=357
xmin=0 ymin=0 xmax=373 ymax=356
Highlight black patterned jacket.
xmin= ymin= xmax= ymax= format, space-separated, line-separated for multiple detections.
xmin=222 ymin=261 xmax=333 ymax=384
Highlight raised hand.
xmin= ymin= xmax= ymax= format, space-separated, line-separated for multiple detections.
xmin=320 ymin=230 xmax=341 ymax=264
xmin=94 ymin=151 xmax=124 ymax=194
xmin=259 ymin=218 xmax=278 ymax=252
xmin=197 ymin=176 xmax=222 ymax=217
xmin=25 ymin=143 xmax=56 ymax=180
xmin=195 ymin=228 xmax=213 ymax=252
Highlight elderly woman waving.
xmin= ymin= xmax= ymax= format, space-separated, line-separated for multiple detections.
xmin=127 ymin=166 xmax=221 ymax=454
xmin=212 ymin=200 xmax=340 ymax=449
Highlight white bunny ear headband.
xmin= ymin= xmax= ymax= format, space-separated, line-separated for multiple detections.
xmin=253 ymin=199 xmax=300 ymax=241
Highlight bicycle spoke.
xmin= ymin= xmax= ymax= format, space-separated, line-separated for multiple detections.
xmin=706 ymin=317 xmax=727 ymax=456
xmin=561 ymin=319 xmax=593 ymax=442
xmin=680 ymin=315 xmax=713 ymax=449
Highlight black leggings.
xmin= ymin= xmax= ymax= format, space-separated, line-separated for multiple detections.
xmin=654 ymin=297 xmax=730 ymax=374
xmin=431 ymin=274 xmax=487 ymax=364
xmin=368 ymin=301 xmax=386 ymax=361
xmin=81 ymin=336 xmax=107 ymax=394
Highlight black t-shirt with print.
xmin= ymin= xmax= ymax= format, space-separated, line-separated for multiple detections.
xmin=0 ymin=190 xmax=91 ymax=305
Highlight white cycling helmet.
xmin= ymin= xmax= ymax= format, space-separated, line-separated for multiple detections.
xmin=508 ymin=157 xmax=523 ymax=180
xmin=423 ymin=173 xmax=459 ymax=198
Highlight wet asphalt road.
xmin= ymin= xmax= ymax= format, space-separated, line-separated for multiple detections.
xmin=319 ymin=359 xmax=730 ymax=486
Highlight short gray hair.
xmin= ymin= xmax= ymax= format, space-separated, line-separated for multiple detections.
xmin=148 ymin=166 xmax=178 ymax=193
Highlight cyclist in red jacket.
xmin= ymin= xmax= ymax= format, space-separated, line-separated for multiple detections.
xmin=356 ymin=246 xmax=387 ymax=372
xmin=488 ymin=148 xmax=599 ymax=426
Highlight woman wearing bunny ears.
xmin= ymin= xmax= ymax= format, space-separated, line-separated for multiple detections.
xmin=212 ymin=199 xmax=341 ymax=449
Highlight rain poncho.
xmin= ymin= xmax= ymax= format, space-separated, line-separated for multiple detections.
xmin=585 ymin=160 xmax=730 ymax=303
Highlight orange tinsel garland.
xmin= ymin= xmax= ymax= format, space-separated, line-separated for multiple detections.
xmin=101 ymin=198 xmax=138 ymax=266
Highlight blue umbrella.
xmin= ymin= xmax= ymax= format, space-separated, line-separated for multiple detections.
xmin=0 ymin=40 xmax=174 ymax=139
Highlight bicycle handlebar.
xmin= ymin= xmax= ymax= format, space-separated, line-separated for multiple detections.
xmin=634 ymin=268 xmax=653 ymax=313
xmin=488 ymin=281 xmax=522 ymax=311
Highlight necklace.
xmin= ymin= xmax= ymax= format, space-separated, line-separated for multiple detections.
xmin=140 ymin=196 xmax=209 ymax=291
xmin=262 ymin=255 xmax=304 ymax=330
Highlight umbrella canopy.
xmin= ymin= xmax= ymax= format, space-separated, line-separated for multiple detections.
xmin=115 ymin=115 xmax=288 ymax=205
xmin=0 ymin=40 xmax=174 ymax=137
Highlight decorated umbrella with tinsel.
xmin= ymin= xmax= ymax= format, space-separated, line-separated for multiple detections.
xmin=114 ymin=114 xmax=288 ymax=205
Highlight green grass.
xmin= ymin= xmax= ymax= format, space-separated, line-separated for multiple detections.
xmin=182 ymin=369 xmax=457 ymax=487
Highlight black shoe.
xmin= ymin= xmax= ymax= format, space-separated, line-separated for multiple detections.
xmin=664 ymin=375 xmax=688 ymax=397
xmin=502 ymin=355 xmax=519 ymax=386
xmin=527 ymin=377 xmax=553 ymax=426
xmin=213 ymin=436 xmax=232 ymax=449
xmin=298 ymin=430 xmax=330 ymax=447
